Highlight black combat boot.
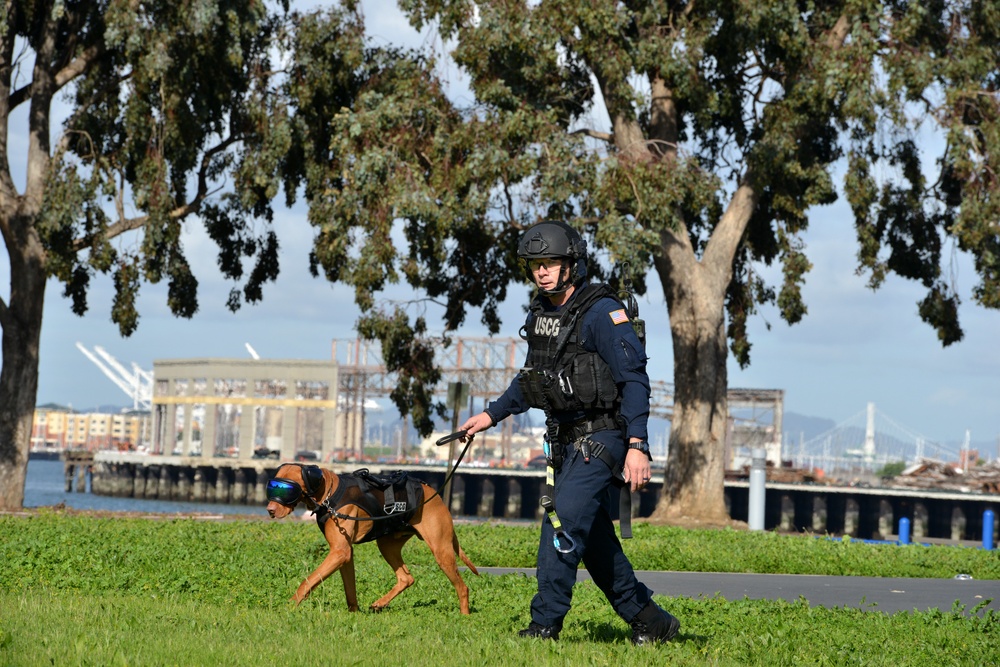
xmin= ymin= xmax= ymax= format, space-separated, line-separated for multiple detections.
xmin=629 ymin=601 xmax=680 ymax=645
xmin=518 ymin=621 xmax=562 ymax=640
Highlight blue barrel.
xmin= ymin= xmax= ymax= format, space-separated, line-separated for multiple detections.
xmin=984 ymin=510 xmax=995 ymax=550
xmin=898 ymin=517 xmax=911 ymax=545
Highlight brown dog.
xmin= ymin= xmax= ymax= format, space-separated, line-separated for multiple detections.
xmin=266 ymin=463 xmax=478 ymax=614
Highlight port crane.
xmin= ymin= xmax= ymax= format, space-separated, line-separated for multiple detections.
xmin=75 ymin=342 xmax=153 ymax=411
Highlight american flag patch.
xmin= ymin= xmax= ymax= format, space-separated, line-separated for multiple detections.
xmin=609 ymin=309 xmax=629 ymax=325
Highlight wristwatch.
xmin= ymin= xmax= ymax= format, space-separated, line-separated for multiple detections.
xmin=628 ymin=439 xmax=652 ymax=460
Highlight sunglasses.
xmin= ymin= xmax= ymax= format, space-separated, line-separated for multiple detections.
xmin=266 ymin=478 xmax=303 ymax=506
xmin=527 ymin=258 xmax=565 ymax=273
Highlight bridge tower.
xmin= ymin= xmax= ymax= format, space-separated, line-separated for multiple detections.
xmin=863 ymin=401 xmax=877 ymax=464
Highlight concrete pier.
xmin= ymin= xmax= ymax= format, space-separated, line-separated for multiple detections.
xmin=86 ymin=452 xmax=998 ymax=545
xmin=61 ymin=450 xmax=93 ymax=493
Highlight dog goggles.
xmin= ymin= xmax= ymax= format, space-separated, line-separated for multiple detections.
xmin=266 ymin=478 xmax=303 ymax=506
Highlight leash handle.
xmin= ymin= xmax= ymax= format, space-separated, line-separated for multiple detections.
xmin=435 ymin=429 xmax=469 ymax=446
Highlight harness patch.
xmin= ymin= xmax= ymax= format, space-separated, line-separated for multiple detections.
xmin=609 ymin=309 xmax=628 ymax=325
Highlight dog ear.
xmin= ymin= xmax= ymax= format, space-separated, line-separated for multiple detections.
xmin=303 ymin=465 xmax=324 ymax=496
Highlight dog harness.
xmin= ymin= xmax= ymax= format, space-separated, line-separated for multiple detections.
xmin=314 ymin=469 xmax=425 ymax=544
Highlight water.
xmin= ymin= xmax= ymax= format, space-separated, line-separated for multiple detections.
xmin=24 ymin=458 xmax=267 ymax=516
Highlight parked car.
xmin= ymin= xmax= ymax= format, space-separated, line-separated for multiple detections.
xmin=526 ymin=455 xmax=548 ymax=470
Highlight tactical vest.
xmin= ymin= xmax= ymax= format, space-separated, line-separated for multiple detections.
xmin=518 ymin=283 xmax=622 ymax=413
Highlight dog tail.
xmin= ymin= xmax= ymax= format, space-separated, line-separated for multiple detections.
xmin=454 ymin=535 xmax=479 ymax=575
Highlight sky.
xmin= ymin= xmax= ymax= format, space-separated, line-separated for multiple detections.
xmin=7 ymin=3 xmax=1000 ymax=453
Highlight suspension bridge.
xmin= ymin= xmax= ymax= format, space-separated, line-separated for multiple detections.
xmin=786 ymin=402 xmax=963 ymax=472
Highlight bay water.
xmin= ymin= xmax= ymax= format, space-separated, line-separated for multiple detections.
xmin=24 ymin=457 xmax=266 ymax=516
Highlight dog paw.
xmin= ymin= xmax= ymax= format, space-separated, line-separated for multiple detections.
xmin=369 ymin=603 xmax=387 ymax=613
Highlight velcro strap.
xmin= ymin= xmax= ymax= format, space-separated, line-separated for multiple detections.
xmin=619 ymin=489 xmax=633 ymax=539
xmin=383 ymin=485 xmax=398 ymax=514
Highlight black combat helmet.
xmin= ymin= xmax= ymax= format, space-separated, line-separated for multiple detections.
xmin=517 ymin=221 xmax=588 ymax=295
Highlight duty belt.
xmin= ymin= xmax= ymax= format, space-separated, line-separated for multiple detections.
xmin=556 ymin=413 xmax=619 ymax=444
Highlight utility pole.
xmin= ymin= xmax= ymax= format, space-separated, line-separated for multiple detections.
xmin=443 ymin=381 xmax=468 ymax=510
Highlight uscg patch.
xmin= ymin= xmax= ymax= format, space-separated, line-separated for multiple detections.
xmin=609 ymin=309 xmax=629 ymax=325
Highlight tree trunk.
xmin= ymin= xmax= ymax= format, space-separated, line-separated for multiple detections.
xmin=647 ymin=183 xmax=758 ymax=525
xmin=649 ymin=242 xmax=731 ymax=524
xmin=0 ymin=217 xmax=48 ymax=511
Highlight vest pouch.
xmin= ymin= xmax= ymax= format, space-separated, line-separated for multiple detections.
xmin=595 ymin=362 xmax=619 ymax=407
xmin=517 ymin=368 xmax=546 ymax=409
xmin=518 ymin=367 xmax=580 ymax=412
xmin=569 ymin=354 xmax=618 ymax=408
xmin=569 ymin=355 xmax=598 ymax=405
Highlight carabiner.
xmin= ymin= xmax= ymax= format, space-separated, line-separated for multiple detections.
xmin=540 ymin=495 xmax=576 ymax=554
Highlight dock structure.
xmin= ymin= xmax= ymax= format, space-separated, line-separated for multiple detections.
xmin=61 ymin=450 xmax=94 ymax=493
xmin=89 ymin=452 xmax=553 ymax=521
xmin=86 ymin=451 xmax=997 ymax=546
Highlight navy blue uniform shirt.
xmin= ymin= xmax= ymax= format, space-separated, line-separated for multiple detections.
xmin=485 ymin=285 xmax=651 ymax=440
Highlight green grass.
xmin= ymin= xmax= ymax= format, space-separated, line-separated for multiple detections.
xmin=1 ymin=511 xmax=998 ymax=666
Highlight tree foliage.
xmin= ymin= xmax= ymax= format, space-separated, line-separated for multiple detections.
xmin=3 ymin=1 xmax=998 ymax=521
xmin=332 ymin=0 xmax=998 ymax=522
xmin=1 ymin=0 xmax=406 ymax=508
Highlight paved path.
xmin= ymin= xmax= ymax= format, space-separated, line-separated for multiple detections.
xmin=479 ymin=568 xmax=1000 ymax=615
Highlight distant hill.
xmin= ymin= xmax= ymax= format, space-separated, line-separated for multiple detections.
xmin=36 ymin=402 xmax=129 ymax=414
xmin=75 ymin=404 xmax=131 ymax=414
xmin=782 ymin=412 xmax=837 ymax=443
xmin=654 ymin=412 xmax=837 ymax=445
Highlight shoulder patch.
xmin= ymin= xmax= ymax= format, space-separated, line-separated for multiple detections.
xmin=609 ymin=309 xmax=629 ymax=325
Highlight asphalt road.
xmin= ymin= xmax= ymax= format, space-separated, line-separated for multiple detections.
xmin=479 ymin=568 xmax=1000 ymax=615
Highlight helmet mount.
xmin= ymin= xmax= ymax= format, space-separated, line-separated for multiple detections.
xmin=522 ymin=233 xmax=551 ymax=256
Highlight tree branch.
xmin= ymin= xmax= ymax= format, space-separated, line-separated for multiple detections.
xmin=703 ymin=176 xmax=759 ymax=284
xmin=80 ymin=197 xmax=206 ymax=250
xmin=825 ymin=15 xmax=851 ymax=50
xmin=72 ymin=133 xmax=239 ymax=250
xmin=570 ymin=127 xmax=614 ymax=142
xmin=0 ymin=16 xmax=17 ymax=203
xmin=9 ymin=41 xmax=105 ymax=110
xmin=23 ymin=10 xmax=60 ymax=207
xmin=55 ymin=43 xmax=105 ymax=90
xmin=703 ymin=15 xmax=851 ymax=290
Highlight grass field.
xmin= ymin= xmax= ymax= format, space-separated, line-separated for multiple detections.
xmin=1 ymin=510 xmax=997 ymax=666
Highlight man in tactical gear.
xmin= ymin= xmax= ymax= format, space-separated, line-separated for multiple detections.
xmin=460 ymin=220 xmax=680 ymax=645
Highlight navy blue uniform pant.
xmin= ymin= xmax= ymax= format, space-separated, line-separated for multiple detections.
xmin=530 ymin=429 xmax=652 ymax=627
